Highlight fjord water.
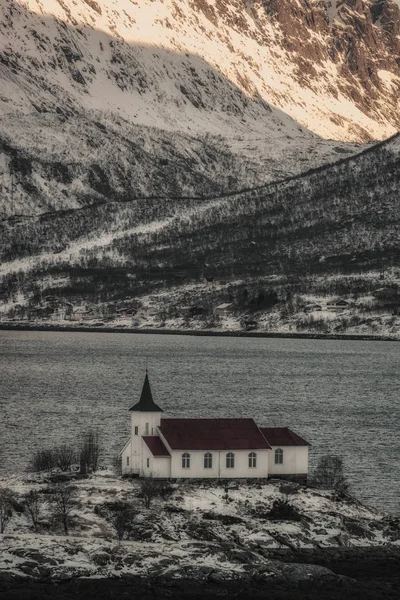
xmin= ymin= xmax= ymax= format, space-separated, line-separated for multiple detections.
xmin=1 ymin=330 xmax=399 ymax=513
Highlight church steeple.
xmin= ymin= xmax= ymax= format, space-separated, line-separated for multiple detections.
xmin=129 ymin=371 xmax=163 ymax=412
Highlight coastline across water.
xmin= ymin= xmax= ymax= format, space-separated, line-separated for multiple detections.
xmin=0 ymin=322 xmax=398 ymax=342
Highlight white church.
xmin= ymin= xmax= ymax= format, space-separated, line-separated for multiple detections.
xmin=120 ymin=372 xmax=310 ymax=480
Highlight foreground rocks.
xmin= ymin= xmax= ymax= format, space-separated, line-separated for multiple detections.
xmin=0 ymin=558 xmax=399 ymax=600
xmin=1 ymin=545 xmax=400 ymax=599
xmin=1 ymin=477 xmax=399 ymax=598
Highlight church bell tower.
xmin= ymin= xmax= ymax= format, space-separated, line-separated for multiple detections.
xmin=129 ymin=370 xmax=163 ymax=472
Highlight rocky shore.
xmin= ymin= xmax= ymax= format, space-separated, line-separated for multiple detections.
xmin=1 ymin=476 xmax=399 ymax=599
xmin=1 ymin=547 xmax=400 ymax=600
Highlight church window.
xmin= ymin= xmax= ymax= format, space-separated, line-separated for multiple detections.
xmin=226 ymin=452 xmax=235 ymax=468
xmin=126 ymin=457 xmax=129 ymax=466
xmin=275 ymin=448 xmax=283 ymax=464
xmin=248 ymin=452 xmax=257 ymax=468
xmin=145 ymin=422 xmax=149 ymax=435
xmin=204 ymin=453 xmax=212 ymax=469
xmin=182 ymin=453 xmax=190 ymax=469
xmin=147 ymin=458 xmax=150 ymax=468
xmin=134 ymin=426 xmax=138 ymax=435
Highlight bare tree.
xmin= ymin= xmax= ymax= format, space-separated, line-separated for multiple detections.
xmin=50 ymin=485 xmax=75 ymax=535
xmin=55 ymin=445 xmax=75 ymax=472
xmin=279 ymin=482 xmax=299 ymax=500
xmin=23 ymin=490 xmax=42 ymax=532
xmin=79 ymin=429 xmax=101 ymax=473
xmin=139 ymin=475 xmax=162 ymax=509
xmin=110 ymin=507 xmax=136 ymax=542
xmin=223 ymin=487 xmax=230 ymax=505
xmin=111 ymin=454 xmax=122 ymax=476
xmin=31 ymin=449 xmax=56 ymax=472
xmin=0 ymin=488 xmax=15 ymax=533
xmin=312 ymin=455 xmax=349 ymax=494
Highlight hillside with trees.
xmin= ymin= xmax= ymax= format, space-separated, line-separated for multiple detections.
xmin=1 ymin=133 xmax=399 ymax=332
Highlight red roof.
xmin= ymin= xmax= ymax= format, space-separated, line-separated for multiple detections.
xmin=159 ymin=418 xmax=271 ymax=450
xmin=142 ymin=436 xmax=170 ymax=457
xmin=260 ymin=427 xmax=310 ymax=447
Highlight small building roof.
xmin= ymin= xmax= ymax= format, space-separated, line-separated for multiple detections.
xmin=159 ymin=418 xmax=271 ymax=450
xmin=327 ymin=298 xmax=348 ymax=305
xmin=143 ymin=436 xmax=170 ymax=457
xmin=373 ymin=286 xmax=398 ymax=294
xmin=260 ymin=427 xmax=310 ymax=447
xmin=129 ymin=372 xmax=163 ymax=412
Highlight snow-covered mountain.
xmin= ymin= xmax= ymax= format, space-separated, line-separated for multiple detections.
xmin=1 ymin=0 xmax=400 ymax=217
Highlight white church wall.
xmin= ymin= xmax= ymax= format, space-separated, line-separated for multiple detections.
xmin=140 ymin=442 xmax=171 ymax=477
xmin=131 ymin=411 xmax=162 ymax=440
xmin=141 ymin=441 xmax=153 ymax=476
xmin=152 ymin=457 xmax=171 ymax=478
xmin=130 ymin=411 xmax=162 ymax=472
xmin=121 ymin=438 xmax=132 ymax=475
xmin=170 ymin=449 xmax=270 ymax=478
xmin=268 ymin=446 xmax=308 ymax=476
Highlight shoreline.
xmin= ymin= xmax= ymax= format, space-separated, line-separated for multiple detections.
xmin=1 ymin=474 xmax=399 ymax=599
xmin=1 ymin=547 xmax=400 ymax=600
xmin=0 ymin=322 xmax=398 ymax=341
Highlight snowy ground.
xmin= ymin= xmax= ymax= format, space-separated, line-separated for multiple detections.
xmin=0 ymin=473 xmax=399 ymax=585
xmin=2 ymin=304 xmax=399 ymax=339
xmin=1 ymin=268 xmax=399 ymax=339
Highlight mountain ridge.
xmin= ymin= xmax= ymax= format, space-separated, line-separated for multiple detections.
xmin=1 ymin=0 xmax=400 ymax=217
xmin=1 ymin=131 xmax=399 ymax=302
xmin=1 ymin=0 xmax=400 ymax=331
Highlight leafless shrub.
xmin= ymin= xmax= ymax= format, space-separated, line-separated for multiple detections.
xmin=267 ymin=498 xmax=302 ymax=521
xmin=111 ymin=454 xmax=122 ymax=476
xmin=79 ymin=429 xmax=102 ymax=473
xmin=55 ymin=445 xmax=76 ymax=472
xmin=23 ymin=490 xmax=42 ymax=532
xmin=311 ymin=455 xmax=349 ymax=494
xmin=49 ymin=485 xmax=76 ymax=535
xmin=158 ymin=481 xmax=174 ymax=500
xmin=279 ymin=482 xmax=299 ymax=499
xmin=139 ymin=474 xmax=163 ymax=509
xmin=0 ymin=488 xmax=15 ymax=533
xmin=31 ymin=449 xmax=56 ymax=472
xmin=109 ymin=507 xmax=137 ymax=542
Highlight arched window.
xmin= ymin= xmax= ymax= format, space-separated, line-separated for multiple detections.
xmin=275 ymin=448 xmax=283 ymax=465
xmin=182 ymin=453 xmax=190 ymax=469
xmin=204 ymin=453 xmax=212 ymax=469
xmin=226 ymin=452 xmax=235 ymax=468
xmin=248 ymin=452 xmax=257 ymax=468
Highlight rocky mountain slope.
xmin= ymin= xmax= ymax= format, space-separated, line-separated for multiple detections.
xmin=1 ymin=0 xmax=400 ymax=329
xmin=1 ymin=0 xmax=400 ymax=217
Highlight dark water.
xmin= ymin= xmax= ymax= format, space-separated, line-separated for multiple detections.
xmin=1 ymin=330 xmax=399 ymax=513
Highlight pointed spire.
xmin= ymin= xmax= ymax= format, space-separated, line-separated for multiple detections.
xmin=129 ymin=371 xmax=163 ymax=412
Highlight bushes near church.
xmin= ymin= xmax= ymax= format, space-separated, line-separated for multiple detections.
xmin=30 ymin=428 xmax=102 ymax=474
